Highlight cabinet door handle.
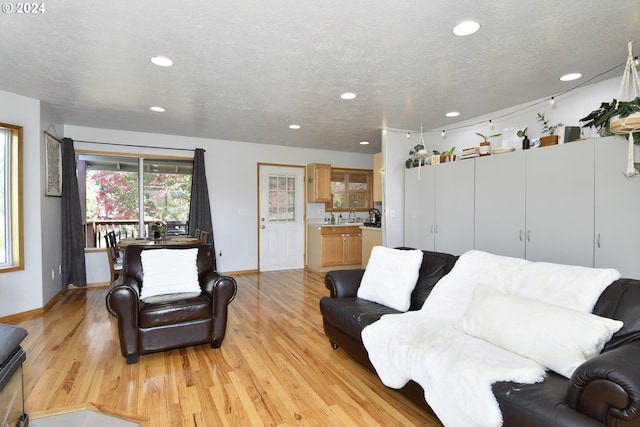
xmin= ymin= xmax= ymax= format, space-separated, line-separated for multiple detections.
xmin=435 ymin=224 xmax=439 ymax=234
xmin=597 ymin=233 xmax=601 ymax=248
xmin=430 ymin=224 xmax=434 ymax=234
xmin=519 ymin=229 xmax=523 ymax=241
xmin=527 ymin=230 xmax=531 ymax=242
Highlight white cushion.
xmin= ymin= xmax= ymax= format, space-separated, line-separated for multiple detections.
xmin=140 ymin=248 xmax=201 ymax=300
xmin=459 ymin=284 xmax=623 ymax=378
xmin=357 ymin=246 xmax=423 ymax=312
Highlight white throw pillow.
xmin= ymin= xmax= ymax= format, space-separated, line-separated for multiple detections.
xmin=459 ymin=284 xmax=623 ymax=378
xmin=140 ymin=248 xmax=201 ymax=300
xmin=357 ymin=246 xmax=423 ymax=312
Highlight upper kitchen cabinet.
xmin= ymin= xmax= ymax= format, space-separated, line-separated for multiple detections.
xmin=373 ymin=152 xmax=383 ymax=202
xmin=307 ymin=163 xmax=331 ymax=202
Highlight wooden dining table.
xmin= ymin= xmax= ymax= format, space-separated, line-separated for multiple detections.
xmin=117 ymin=236 xmax=201 ymax=249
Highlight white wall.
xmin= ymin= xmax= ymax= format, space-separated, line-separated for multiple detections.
xmin=382 ymin=76 xmax=632 ymax=246
xmin=0 ymin=90 xmax=45 ymax=317
xmin=65 ymin=125 xmax=373 ymax=273
xmin=40 ymin=106 xmax=64 ymax=303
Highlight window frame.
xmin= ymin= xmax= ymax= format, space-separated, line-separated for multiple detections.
xmin=0 ymin=122 xmax=24 ymax=273
xmin=76 ymin=150 xmax=194 ymax=246
xmin=325 ymin=167 xmax=373 ymax=212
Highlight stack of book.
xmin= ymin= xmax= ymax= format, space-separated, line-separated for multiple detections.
xmin=461 ymin=147 xmax=479 ymax=160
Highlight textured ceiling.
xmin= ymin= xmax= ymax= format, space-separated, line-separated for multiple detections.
xmin=1 ymin=1 xmax=639 ymax=153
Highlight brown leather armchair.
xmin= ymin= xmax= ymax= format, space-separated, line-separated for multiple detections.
xmin=106 ymin=243 xmax=237 ymax=364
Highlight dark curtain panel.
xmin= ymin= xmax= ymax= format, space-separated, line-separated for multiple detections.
xmin=189 ymin=149 xmax=215 ymax=250
xmin=61 ymin=138 xmax=87 ymax=287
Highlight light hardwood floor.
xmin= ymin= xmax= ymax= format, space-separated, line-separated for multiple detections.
xmin=8 ymin=269 xmax=441 ymax=427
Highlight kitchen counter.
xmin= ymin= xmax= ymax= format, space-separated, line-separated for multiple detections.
xmin=360 ymin=225 xmax=382 ymax=231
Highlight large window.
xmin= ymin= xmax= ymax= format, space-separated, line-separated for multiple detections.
xmin=0 ymin=123 xmax=23 ymax=272
xmin=77 ymin=154 xmax=193 ymax=247
xmin=328 ymin=168 xmax=372 ymax=211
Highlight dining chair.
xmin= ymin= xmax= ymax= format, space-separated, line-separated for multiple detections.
xmin=106 ymin=246 xmax=123 ymax=284
xmin=199 ymin=231 xmax=210 ymax=244
xmin=194 ymin=229 xmax=201 ymax=240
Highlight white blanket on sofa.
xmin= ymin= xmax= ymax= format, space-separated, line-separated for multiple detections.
xmin=361 ymin=250 xmax=621 ymax=427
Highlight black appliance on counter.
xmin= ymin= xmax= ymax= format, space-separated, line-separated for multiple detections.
xmin=364 ymin=208 xmax=382 ymax=228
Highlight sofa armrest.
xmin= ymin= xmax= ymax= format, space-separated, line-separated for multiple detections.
xmin=202 ymin=271 xmax=238 ymax=347
xmin=324 ymin=269 xmax=365 ymax=298
xmin=105 ymin=277 xmax=141 ymax=359
xmin=567 ymin=340 xmax=640 ymax=425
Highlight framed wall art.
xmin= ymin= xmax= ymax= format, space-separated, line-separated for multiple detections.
xmin=45 ymin=132 xmax=62 ymax=196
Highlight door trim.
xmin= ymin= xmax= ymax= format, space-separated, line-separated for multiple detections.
xmin=257 ymin=163 xmax=307 ymax=271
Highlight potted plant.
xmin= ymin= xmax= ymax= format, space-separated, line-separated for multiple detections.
xmin=517 ymin=128 xmax=530 ymax=150
xmin=442 ymin=146 xmax=456 ymax=162
xmin=537 ymin=112 xmax=560 ymax=146
xmin=404 ymin=143 xmax=431 ymax=168
xmin=580 ymin=97 xmax=640 ymax=143
xmin=475 ymin=133 xmax=501 ymax=155
xmin=151 ymin=221 xmax=166 ymax=239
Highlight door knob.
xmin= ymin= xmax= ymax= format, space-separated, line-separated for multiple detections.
xmin=260 ymin=225 xmax=265 ymax=229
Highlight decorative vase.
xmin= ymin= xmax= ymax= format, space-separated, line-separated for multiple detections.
xmin=154 ymin=230 xmax=160 ymax=239
xmin=522 ymin=137 xmax=530 ymax=150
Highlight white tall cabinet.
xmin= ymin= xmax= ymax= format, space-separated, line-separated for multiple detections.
xmin=406 ymin=137 xmax=640 ymax=278
xmin=594 ymin=139 xmax=640 ymax=277
xmin=527 ymin=142 xmax=595 ymax=265
xmin=404 ymin=160 xmax=475 ymax=255
xmin=474 ymin=150 xmax=526 ymax=258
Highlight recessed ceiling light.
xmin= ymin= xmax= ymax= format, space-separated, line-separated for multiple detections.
xmin=150 ymin=56 xmax=174 ymax=67
xmin=445 ymin=111 xmax=460 ymax=117
xmin=359 ymin=141 xmax=370 ymax=145
xmin=150 ymin=106 xmax=165 ymax=112
xmin=289 ymin=124 xmax=301 ymax=129
xmin=341 ymin=92 xmax=357 ymax=100
xmin=453 ymin=20 xmax=481 ymax=36
xmin=560 ymin=73 xmax=582 ymax=81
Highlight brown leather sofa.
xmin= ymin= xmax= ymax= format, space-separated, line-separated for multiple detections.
xmin=106 ymin=244 xmax=237 ymax=364
xmin=319 ymin=249 xmax=640 ymax=426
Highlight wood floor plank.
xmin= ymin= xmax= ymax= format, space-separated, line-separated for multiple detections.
xmin=7 ymin=269 xmax=441 ymax=426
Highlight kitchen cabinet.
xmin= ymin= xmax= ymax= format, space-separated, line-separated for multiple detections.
xmin=307 ymin=225 xmax=362 ymax=272
xmin=404 ymin=159 xmax=475 ymax=255
xmin=373 ymin=152 xmax=383 ymax=202
xmin=307 ymin=163 xmax=331 ymax=202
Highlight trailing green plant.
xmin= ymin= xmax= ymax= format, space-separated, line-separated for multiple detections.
xmin=537 ymin=112 xmax=559 ymax=135
xmin=405 ymin=143 xmax=427 ymax=168
xmin=475 ymin=132 xmax=501 ymax=142
xmin=516 ymin=128 xmax=527 ymax=138
xmin=580 ymin=97 xmax=640 ymax=143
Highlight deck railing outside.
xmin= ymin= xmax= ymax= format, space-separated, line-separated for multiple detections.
xmin=84 ymin=220 xmax=188 ymax=248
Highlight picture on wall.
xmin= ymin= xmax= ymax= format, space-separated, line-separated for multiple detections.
xmin=45 ymin=133 xmax=62 ymax=196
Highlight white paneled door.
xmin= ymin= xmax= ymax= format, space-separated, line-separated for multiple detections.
xmin=258 ymin=165 xmax=305 ymax=271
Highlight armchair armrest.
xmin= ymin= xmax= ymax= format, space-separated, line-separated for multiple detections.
xmin=202 ymin=271 xmax=238 ymax=347
xmin=568 ymin=340 xmax=640 ymax=425
xmin=324 ymin=269 xmax=365 ymax=298
xmin=105 ymin=276 xmax=141 ymax=359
